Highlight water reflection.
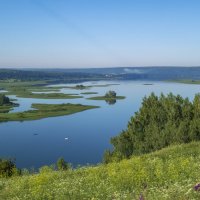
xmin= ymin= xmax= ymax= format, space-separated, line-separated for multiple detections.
xmin=105 ymin=99 xmax=116 ymax=105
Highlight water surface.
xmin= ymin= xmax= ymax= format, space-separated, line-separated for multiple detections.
xmin=0 ymin=81 xmax=200 ymax=169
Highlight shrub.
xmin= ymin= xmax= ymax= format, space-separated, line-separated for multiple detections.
xmin=56 ymin=158 xmax=70 ymax=171
xmin=0 ymin=158 xmax=20 ymax=177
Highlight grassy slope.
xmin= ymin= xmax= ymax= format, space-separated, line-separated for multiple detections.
xmin=1 ymin=142 xmax=200 ymax=199
xmin=0 ymin=103 xmax=98 ymax=122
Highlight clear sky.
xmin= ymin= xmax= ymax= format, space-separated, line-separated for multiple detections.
xmin=0 ymin=0 xmax=200 ymax=68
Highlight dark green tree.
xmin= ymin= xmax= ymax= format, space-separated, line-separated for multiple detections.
xmin=56 ymin=157 xmax=70 ymax=171
xmin=0 ymin=158 xmax=20 ymax=177
xmin=105 ymin=91 xmax=117 ymax=98
xmin=0 ymin=94 xmax=10 ymax=106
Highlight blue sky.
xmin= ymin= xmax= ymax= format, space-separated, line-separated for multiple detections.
xmin=0 ymin=0 xmax=200 ymax=68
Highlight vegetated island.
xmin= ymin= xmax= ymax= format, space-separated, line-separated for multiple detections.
xmin=87 ymin=90 xmax=125 ymax=101
xmin=1 ymin=80 xmax=120 ymax=99
xmin=5 ymin=87 xmax=82 ymax=99
xmin=0 ymin=103 xmax=99 ymax=122
xmin=0 ymin=94 xmax=18 ymax=113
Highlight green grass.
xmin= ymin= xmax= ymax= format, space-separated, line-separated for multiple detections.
xmin=0 ymin=103 xmax=99 ymax=122
xmin=0 ymin=105 xmax=13 ymax=113
xmin=87 ymin=95 xmax=125 ymax=100
xmin=1 ymin=142 xmax=200 ymax=199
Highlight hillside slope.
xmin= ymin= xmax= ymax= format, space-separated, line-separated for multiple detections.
xmin=1 ymin=142 xmax=200 ymax=199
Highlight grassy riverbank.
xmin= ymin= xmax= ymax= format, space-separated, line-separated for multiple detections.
xmin=1 ymin=142 xmax=200 ymax=199
xmin=0 ymin=103 xmax=98 ymax=122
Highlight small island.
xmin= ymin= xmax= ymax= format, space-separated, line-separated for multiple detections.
xmin=87 ymin=90 xmax=125 ymax=104
xmin=0 ymin=103 xmax=99 ymax=122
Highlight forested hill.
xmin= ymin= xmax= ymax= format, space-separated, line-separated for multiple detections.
xmin=0 ymin=69 xmax=105 ymax=82
xmin=1 ymin=67 xmax=200 ymax=82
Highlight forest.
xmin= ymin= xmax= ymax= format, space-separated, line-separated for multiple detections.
xmin=104 ymin=93 xmax=200 ymax=162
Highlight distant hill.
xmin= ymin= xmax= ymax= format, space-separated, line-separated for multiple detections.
xmin=1 ymin=67 xmax=200 ymax=81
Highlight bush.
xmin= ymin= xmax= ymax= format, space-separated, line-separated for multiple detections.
xmin=56 ymin=158 xmax=70 ymax=171
xmin=0 ymin=158 xmax=20 ymax=177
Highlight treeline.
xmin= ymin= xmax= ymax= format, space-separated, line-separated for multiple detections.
xmin=0 ymin=94 xmax=11 ymax=106
xmin=104 ymin=93 xmax=200 ymax=163
xmin=0 ymin=69 xmax=105 ymax=81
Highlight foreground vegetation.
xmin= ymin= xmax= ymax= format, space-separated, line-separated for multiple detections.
xmin=0 ymin=103 xmax=98 ymax=122
xmin=1 ymin=142 xmax=200 ymax=199
xmin=104 ymin=92 xmax=200 ymax=162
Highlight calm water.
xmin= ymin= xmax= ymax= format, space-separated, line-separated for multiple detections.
xmin=1 ymin=81 xmax=200 ymax=169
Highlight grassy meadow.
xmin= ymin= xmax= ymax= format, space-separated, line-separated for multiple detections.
xmin=1 ymin=142 xmax=200 ymax=199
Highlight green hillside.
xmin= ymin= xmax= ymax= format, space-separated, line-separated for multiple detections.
xmin=1 ymin=142 xmax=200 ymax=200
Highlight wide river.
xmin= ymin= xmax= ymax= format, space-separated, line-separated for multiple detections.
xmin=1 ymin=80 xmax=200 ymax=169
